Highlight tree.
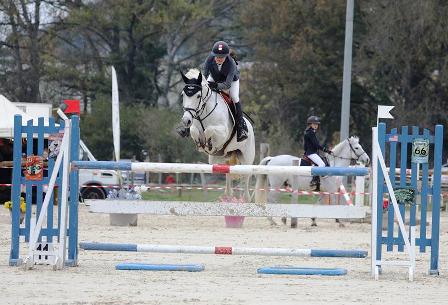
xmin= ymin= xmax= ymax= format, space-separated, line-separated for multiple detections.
xmin=81 ymin=97 xmax=206 ymax=163
xmin=357 ymin=0 xmax=448 ymax=128
xmin=240 ymin=0 xmax=357 ymax=153
xmin=0 ymin=0 xmax=63 ymax=103
xmin=156 ymin=0 xmax=239 ymax=107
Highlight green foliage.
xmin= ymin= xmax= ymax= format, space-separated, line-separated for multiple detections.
xmin=81 ymin=98 xmax=206 ymax=163
xmin=2 ymin=0 xmax=448 ymax=161
xmin=240 ymin=0 xmax=351 ymax=152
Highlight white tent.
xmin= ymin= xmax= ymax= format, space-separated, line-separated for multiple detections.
xmin=0 ymin=94 xmax=50 ymax=137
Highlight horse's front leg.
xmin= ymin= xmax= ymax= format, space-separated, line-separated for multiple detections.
xmin=204 ymin=126 xmax=227 ymax=154
xmin=190 ymin=126 xmax=206 ymax=151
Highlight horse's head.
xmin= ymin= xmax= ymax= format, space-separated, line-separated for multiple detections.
xmin=180 ymin=69 xmax=208 ymax=128
xmin=346 ymin=136 xmax=370 ymax=165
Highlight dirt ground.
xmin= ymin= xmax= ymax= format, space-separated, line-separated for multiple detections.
xmin=1 ymin=204 xmax=448 ymax=305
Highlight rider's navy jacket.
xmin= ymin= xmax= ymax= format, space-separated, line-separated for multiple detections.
xmin=304 ymin=127 xmax=324 ymax=155
xmin=203 ymin=54 xmax=239 ymax=91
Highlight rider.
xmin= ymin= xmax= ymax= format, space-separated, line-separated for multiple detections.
xmin=203 ymin=41 xmax=248 ymax=142
xmin=177 ymin=41 xmax=248 ymax=141
xmin=303 ymin=116 xmax=332 ymax=190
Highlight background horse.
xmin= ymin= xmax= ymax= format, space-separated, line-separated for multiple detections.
xmin=180 ymin=68 xmax=255 ymax=200
xmin=254 ymin=136 xmax=370 ymax=226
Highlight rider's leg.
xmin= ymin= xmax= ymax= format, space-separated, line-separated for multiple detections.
xmin=230 ymin=79 xmax=248 ymax=142
xmin=307 ymin=153 xmax=325 ymax=189
xmin=308 ymin=154 xmax=325 ymax=167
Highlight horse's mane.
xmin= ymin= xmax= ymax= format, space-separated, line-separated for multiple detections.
xmin=332 ymin=136 xmax=359 ymax=154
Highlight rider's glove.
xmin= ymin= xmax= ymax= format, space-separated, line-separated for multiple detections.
xmin=323 ymin=147 xmax=332 ymax=154
xmin=208 ymin=81 xmax=218 ymax=90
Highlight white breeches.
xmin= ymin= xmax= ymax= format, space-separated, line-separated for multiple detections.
xmin=307 ymin=153 xmax=325 ymax=167
xmin=207 ymin=75 xmax=240 ymax=103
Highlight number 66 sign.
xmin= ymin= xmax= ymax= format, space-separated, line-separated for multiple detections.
xmin=412 ymin=138 xmax=429 ymax=163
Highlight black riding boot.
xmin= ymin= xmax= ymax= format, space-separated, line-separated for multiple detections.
xmin=176 ymin=126 xmax=190 ymax=138
xmin=310 ymin=176 xmax=320 ymax=191
xmin=235 ymin=102 xmax=248 ymax=142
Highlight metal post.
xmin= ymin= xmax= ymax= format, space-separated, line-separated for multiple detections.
xmin=340 ymin=0 xmax=354 ymax=142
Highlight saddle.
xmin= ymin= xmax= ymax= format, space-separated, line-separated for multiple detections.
xmin=220 ymin=91 xmax=237 ymax=121
xmin=300 ymin=155 xmax=330 ymax=167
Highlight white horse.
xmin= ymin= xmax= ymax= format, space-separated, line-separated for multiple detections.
xmin=180 ymin=68 xmax=255 ymax=199
xmin=254 ymin=136 xmax=370 ymax=226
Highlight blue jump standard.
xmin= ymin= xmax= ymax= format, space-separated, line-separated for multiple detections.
xmin=116 ymin=263 xmax=205 ymax=272
xmin=257 ymin=267 xmax=347 ymax=276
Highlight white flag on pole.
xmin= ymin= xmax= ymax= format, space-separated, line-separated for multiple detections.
xmin=112 ymin=66 xmax=120 ymax=161
xmin=377 ymin=105 xmax=394 ymax=119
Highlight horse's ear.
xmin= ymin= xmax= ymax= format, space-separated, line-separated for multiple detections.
xmin=180 ymin=70 xmax=189 ymax=83
xmin=197 ymin=72 xmax=202 ymax=84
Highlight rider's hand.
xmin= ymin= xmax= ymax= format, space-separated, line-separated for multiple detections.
xmin=208 ymin=81 xmax=218 ymax=90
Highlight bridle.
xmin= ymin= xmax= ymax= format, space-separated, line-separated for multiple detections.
xmin=182 ymin=84 xmax=217 ymax=131
xmin=331 ymin=138 xmax=368 ymax=163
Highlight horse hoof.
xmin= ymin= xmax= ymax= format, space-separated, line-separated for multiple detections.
xmin=338 ymin=223 xmax=345 ymax=228
xmin=281 ymin=217 xmax=287 ymax=225
xmin=311 ymin=222 xmax=317 ymax=227
xmin=290 ymin=218 xmax=298 ymax=228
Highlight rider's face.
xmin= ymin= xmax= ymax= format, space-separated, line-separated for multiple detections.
xmin=311 ymin=123 xmax=319 ymax=130
xmin=214 ymin=56 xmax=226 ymax=65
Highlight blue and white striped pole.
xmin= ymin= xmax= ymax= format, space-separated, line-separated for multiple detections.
xmin=72 ymin=161 xmax=369 ymax=177
xmin=80 ymin=242 xmax=368 ymax=258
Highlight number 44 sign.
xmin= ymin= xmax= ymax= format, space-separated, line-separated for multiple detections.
xmin=412 ymin=138 xmax=429 ymax=163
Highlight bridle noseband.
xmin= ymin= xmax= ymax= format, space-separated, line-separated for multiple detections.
xmin=182 ymin=83 xmax=216 ymax=131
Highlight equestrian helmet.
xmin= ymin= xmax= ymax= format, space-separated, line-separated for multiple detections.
xmin=211 ymin=41 xmax=230 ymax=58
xmin=307 ymin=116 xmax=321 ymax=124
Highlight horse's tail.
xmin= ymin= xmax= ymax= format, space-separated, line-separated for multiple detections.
xmin=254 ymin=156 xmax=272 ymax=205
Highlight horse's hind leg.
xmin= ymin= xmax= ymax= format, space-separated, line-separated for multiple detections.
xmin=311 ymin=194 xmax=322 ymax=226
xmin=266 ymin=181 xmax=279 ymax=226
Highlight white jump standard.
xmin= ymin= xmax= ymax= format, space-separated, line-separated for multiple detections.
xmin=79 ymin=242 xmax=368 ymax=258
